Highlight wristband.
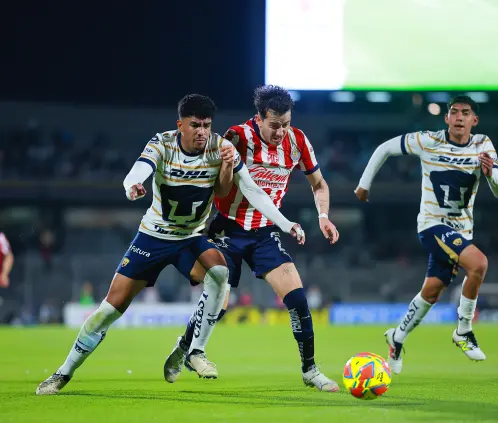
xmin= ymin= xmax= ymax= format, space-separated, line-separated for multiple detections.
xmin=318 ymin=213 xmax=328 ymax=219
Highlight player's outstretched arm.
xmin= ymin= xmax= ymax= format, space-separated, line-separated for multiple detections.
xmin=305 ymin=169 xmax=339 ymax=244
xmin=479 ymin=151 xmax=498 ymax=197
xmin=234 ymin=165 xmax=305 ymax=244
xmin=123 ymin=161 xmax=154 ymax=201
xmin=355 ymin=136 xmax=405 ymax=202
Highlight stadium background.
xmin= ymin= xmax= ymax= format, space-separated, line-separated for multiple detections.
xmin=2 ymin=0 xmax=498 ymax=328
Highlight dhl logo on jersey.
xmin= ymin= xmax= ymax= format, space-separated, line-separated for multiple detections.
xmin=166 ymin=168 xmax=214 ymax=179
xmin=434 ymin=156 xmax=477 ymax=165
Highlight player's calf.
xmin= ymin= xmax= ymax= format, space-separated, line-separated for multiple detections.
xmin=281 ymin=287 xmax=317 ymax=373
xmin=35 ymin=299 xmax=121 ymax=394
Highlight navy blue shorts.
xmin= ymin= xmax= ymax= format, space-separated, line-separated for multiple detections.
xmin=418 ymin=225 xmax=472 ymax=285
xmin=206 ymin=214 xmax=293 ymax=287
xmin=116 ymin=231 xmax=220 ymax=287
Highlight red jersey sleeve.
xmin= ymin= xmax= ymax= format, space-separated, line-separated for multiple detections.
xmin=295 ymin=128 xmax=319 ymax=175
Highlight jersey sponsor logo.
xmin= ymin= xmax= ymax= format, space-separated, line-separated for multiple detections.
xmin=249 ymin=165 xmax=289 ymax=189
xmin=183 ymin=158 xmax=197 ymax=164
xmin=167 ymin=169 xmax=213 ymax=179
xmin=440 ymin=219 xmax=465 ymax=231
xmin=145 ymin=148 xmax=154 ymax=153
xmin=149 ymin=136 xmax=159 ymax=144
xmin=121 ymin=258 xmax=130 ymax=267
xmin=453 ymin=238 xmax=463 ymax=246
xmin=435 ymin=156 xmax=476 ymax=165
xmin=249 ymin=165 xmax=289 ymax=182
xmin=441 ymin=230 xmax=457 ymax=243
xmin=154 ymin=225 xmax=189 ymax=236
xmin=129 ymin=245 xmax=151 ymax=257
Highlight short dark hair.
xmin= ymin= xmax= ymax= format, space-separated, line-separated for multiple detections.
xmin=178 ymin=94 xmax=217 ymax=119
xmin=447 ymin=95 xmax=479 ymax=115
xmin=254 ymin=85 xmax=294 ymax=118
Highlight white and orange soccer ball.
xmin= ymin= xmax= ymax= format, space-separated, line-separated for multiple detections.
xmin=343 ymin=352 xmax=392 ymax=400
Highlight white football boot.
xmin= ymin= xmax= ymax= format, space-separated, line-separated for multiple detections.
xmin=36 ymin=373 xmax=71 ymax=395
xmin=452 ymin=329 xmax=486 ymax=361
xmin=384 ymin=328 xmax=404 ymax=374
xmin=185 ymin=350 xmax=218 ymax=379
xmin=164 ymin=336 xmax=188 ymax=383
xmin=302 ymin=365 xmax=339 ymax=392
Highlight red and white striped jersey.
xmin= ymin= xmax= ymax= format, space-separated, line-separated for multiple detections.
xmin=215 ymin=117 xmax=319 ymax=230
xmin=0 ymin=232 xmax=11 ymax=274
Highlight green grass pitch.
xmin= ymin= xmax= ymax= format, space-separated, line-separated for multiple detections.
xmin=1 ymin=324 xmax=497 ymax=422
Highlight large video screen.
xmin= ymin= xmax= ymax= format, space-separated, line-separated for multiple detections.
xmin=265 ymin=0 xmax=498 ymax=90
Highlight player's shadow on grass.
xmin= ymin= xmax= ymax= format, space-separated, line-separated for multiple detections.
xmin=63 ymin=390 xmax=421 ymax=408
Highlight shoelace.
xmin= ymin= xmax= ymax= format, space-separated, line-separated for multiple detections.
xmin=195 ymin=353 xmax=216 ymax=367
xmin=390 ymin=342 xmax=406 ymax=360
xmin=305 ymin=365 xmax=320 ymax=378
xmin=463 ymin=332 xmax=479 ymax=348
xmin=43 ymin=374 xmax=65 ymax=385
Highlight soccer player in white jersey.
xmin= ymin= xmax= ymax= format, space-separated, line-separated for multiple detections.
xmin=36 ymin=94 xmax=306 ymax=395
xmin=355 ymin=95 xmax=498 ymax=374
xmin=164 ymin=86 xmax=340 ymax=392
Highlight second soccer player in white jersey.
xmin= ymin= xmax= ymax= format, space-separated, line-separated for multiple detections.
xmin=36 ymin=94 xmax=305 ymax=395
xmin=355 ymin=95 xmax=498 ymax=374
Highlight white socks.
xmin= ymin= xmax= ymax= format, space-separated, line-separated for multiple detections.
xmin=189 ymin=265 xmax=228 ymax=354
xmin=457 ymin=294 xmax=477 ymax=334
xmin=58 ymin=300 xmax=121 ymax=377
xmin=394 ymin=292 xmax=433 ymax=343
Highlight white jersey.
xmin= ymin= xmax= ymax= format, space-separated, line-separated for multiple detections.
xmin=402 ymin=130 xmax=497 ymax=239
xmin=136 ymin=130 xmax=242 ymax=240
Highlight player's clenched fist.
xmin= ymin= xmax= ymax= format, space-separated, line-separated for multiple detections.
xmin=354 ymin=186 xmax=369 ymax=202
xmin=290 ymin=223 xmax=306 ymax=245
xmin=220 ymin=144 xmax=235 ymax=166
xmin=126 ymin=183 xmax=146 ymax=201
xmin=479 ymin=152 xmax=494 ymax=177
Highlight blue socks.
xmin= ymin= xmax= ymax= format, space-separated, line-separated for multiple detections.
xmin=283 ymin=288 xmax=315 ymax=373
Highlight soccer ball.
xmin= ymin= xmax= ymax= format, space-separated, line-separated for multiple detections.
xmin=343 ymin=352 xmax=391 ymax=400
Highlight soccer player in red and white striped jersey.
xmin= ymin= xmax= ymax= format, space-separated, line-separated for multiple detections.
xmin=215 ymin=112 xmax=319 ymax=230
xmin=0 ymin=232 xmax=14 ymax=288
xmin=166 ymin=86 xmax=341 ymax=392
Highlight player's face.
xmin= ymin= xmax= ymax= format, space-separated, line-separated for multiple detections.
xmin=177 ymin=117 xmax=212 ymax=152
xmin=255 ymin=109 xmax=291 ymax=146
xmin=445 ymin=103 xmax=478 ymax=139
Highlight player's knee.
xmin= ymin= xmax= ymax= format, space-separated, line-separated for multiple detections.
xmin=475 ymin=253 xmax=488 ymax=276
xmin=468 ymin=254 xmax=488 ymax=279
xmin=420 ymin=292 xmax=439 ymax=305
xmin=205 ymin=265 xmax=229 ymax=287
xmin=421 ymin=279 xmax=445 ymax=304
